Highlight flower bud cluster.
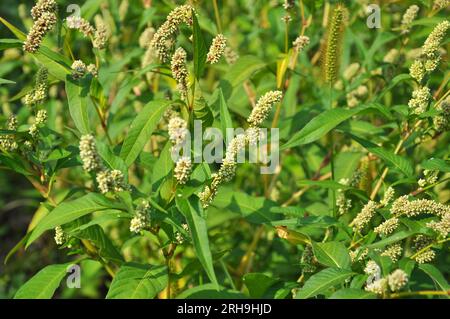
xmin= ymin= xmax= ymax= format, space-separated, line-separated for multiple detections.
xmin=24 ymin=0 xmax=58 ymax=53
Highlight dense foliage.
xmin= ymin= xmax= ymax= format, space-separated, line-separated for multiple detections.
xmin=0 ymin=0 xmax=449 ymax=299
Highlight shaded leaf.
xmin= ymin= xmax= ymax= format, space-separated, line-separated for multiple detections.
xmin=192 ymin=13 xmax=207 ymax=78
xmin=312 ymin=241 xmax=351 ymax=269
xmin=65 ymin=76 xmax=91 ymax=134
xmin=351 ymin=135 xmax=413 ymax=176
xmin=295 ymin=268 xmax=354 ymax=299
xmin=106 ymin=263 xmax=168 ymax=299
xmin=176 ymin=283 xmax=245 ymax=299
xmin=330 ymin=288 xmax=377 ymax=299
xmin=419 ymin=264 xmax=450 ymax=293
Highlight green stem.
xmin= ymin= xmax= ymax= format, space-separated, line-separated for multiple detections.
xmin=329 ymin=84 xmax=336 ymax=218
xmin=409 ymin=238 xmax=450 ymax=260
xmin=92 ymin=99 xmax=113 ymax=145
xmin=220 ymin=259 xmax=237 ymax=290
xmin=212 ymin=0 xmax=223 ymax=33
xmin=390 ymin=290 xmax=449 ymax=298
xmin=284 ymin=21 xmax=289 ymax=53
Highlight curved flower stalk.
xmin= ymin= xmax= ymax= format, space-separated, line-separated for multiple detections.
xmin=23 ymin=0 xmax=58 ymax=53
xmin=150 ymin=4 xmax=195 ymax=62
xmin=408 ymin=20 xmax=450 ymax=115
xmin=170 ymin=48 xmax=189 ymax=100
xmin=79 ymin=134 xmax=128 ymax=194
xmin=199 ymin=90 xmax=283 ymax=208
xmin=66 ymin=15 xmax=109 ymax=49
xmin=129 ymin=200 xmax=152 ymax=233
xmin=206 ymin=34 xmax=227 ymax=64
xmin=24 ymin=67 xmax=48 ymax=107
xmin=400 ymin=5 xmax=419 ymax=35
xmin=0 ymin=115 xmax=18 ymax=151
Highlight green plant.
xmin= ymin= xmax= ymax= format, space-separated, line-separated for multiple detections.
xmin=0 ymin=0 xmax=449 ymax=299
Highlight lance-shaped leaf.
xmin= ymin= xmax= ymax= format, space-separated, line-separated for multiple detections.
xmin=295 ymin=267 xmax=354 ymax=299
xmin=176 ymin=196 xmax=219 ymax=288
xmin=351 ymin=134 xmax=413 ymax=176
xmin=14 ymin=263 xmax=71 ymax=299
xmin=120 ymin=99 xmax=172 ymax=166
xmin=106 ymin=263 xmax=168 ymax=299
xmin=282 ymin=105 xmax=369 ymax=150
xmin=65 ymin=75 xmax=91 ymax=134
xmin=312 ymin=241 xmax=352 ymax=269
xmin=192 ymin=13 xmax=207 ymax=78
xmin=27 ymin=193 xmax=125 ymax=247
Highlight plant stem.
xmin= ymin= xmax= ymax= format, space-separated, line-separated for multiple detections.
xmin=282 ymin=172 xmax=332 ymax=206
xmin=212 ymin=0 xmax=222 ymax=33
xmin=410 ymin=177 xmax=450 ymax=196
xmin=390 ymin=290 xmax=449 ymax=298
xmin=237 ymin=224 xmax=264 ymax=283
xmin=92 ymin=99 xmax=113 ymax=145
xmin=370 ymin=120 xmax=422 ymax=200
xmin=409 ymin=238 xmax=450 ymax=260
xmin=220 ymin=259 xmax=237 ymax=290
xmin=329 ymin=84 xmax=336 ymax=217
xmin=284 ymin=21 xmax=289 ymax=54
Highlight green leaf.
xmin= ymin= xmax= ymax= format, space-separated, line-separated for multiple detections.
xmin=0 ymin=77 xmax=15 ymax=85
xmin=193 ymin=87 xmax=214 ymax=127
xmin=14 ymin=263 xmax=70 ymax=299
xmin=295 ymin=268 xmax=354 ymax=299
xmin=27 ymin=193 xmax=124 ymax=247
xmin=376 ymin=74 xmax=411 ymax=101
xmin=0 ymin=154 xmax=32 ymax=176
xmin=35 ymin=47 xmax=71 ymax=81
xmin=176 ymin=284 xmax=245 ymax=299
xmin=212 ymin=188 xmax=282 ymax=224
xmin=0 ymin=17 xmax=70 ymax=80
xmin=96 ymin=140 xmax=128 ymax=179
xmin=219 ymin=88 xmax=233 ymax=138
xmin=418 ymin=264 xmax=450 ymax=293
xmin=120 ymin=99 xmax=171 ymax=167
xmin=151 ymin=141 xmax=174 ymax=188
xmin=282 ymin=105 xmax=369 ymax=150
xmin=330 ymin=288 xmax=377 ymax=299
xmin=0 ymin=16 xmax=26 ymax=40
xmin=176 ymin=196 xmax=219 ymax=288
xmin=4 ymin=233 xmax=31 ymax=265
xmin=351 ymin=135 xmax=413 ymax=176
xmin=65 ymin=76 xmax=91 ymax=134
xmin=72 ymin=225 xmax=124 ymax=264
xmin=365 ymin=32 xmax=397 ymax=70
xmin=243 ymin=273 xmax=279 ymax=298
xmin=223 ymin=55 xmax=266 ymax=87
xmin=90 ymin=77 xmax=108 ymax=110
xmin=192 ymin=13 xmax=207 ymax=78
xmin=366 ymin=231 xmax=415 ymax=249
xmin=312 ymin=241 xmax=352 ymax=269
xmin=421 ymin=158 xmax=450 ymax=173
xmin=334 ymin=152 xmax=363 ymax=181
xmin=0 ymin=38 xmax=22 ymax=50
xmin=106 ymin=263 xmax=168 ymax=299
xmin=68 ymin=210 xmax=131 ymax=233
